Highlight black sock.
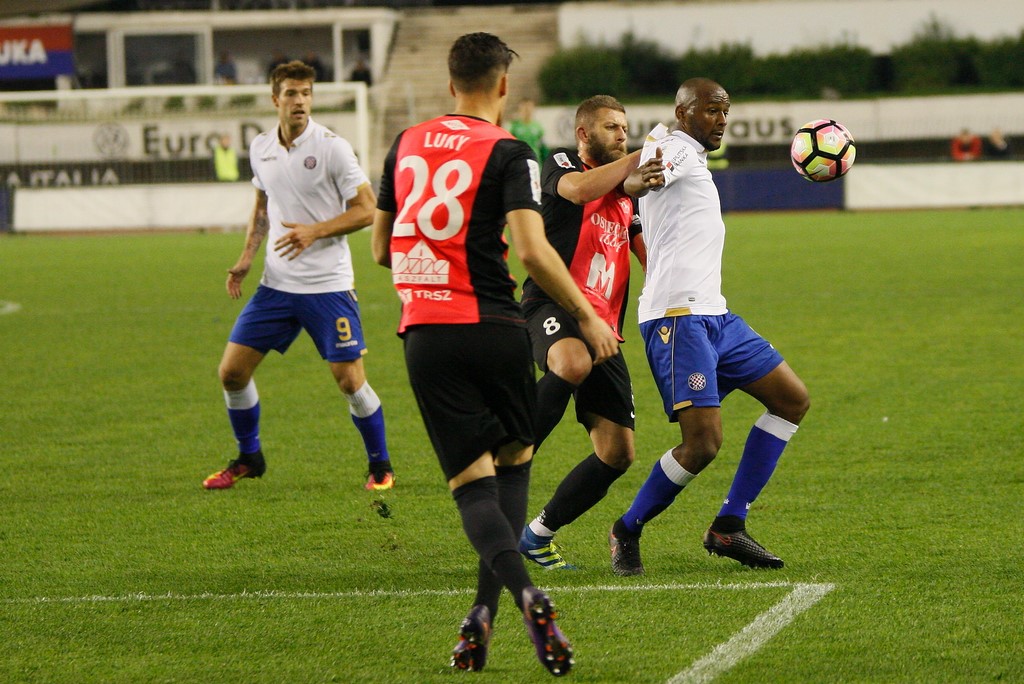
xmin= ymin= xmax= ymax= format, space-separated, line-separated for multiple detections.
xmin=541 ymin=453 xmax=625 ymax=531
xmin=711 ymin=514 xmax=745 ymax=534
xmin=474 ymin=461 xmax=532 ymax=618
xmin=453 ymin=476 xmax=531 ymax=613
xmin=533 ymin=373 xmax=577 ymax=452
xmin=612 ymin=516 xmax=639 ymax=539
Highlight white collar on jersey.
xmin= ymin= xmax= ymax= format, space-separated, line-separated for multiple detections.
xmin=275 ymin=117 xmax=317 ymax=149
xmin=645 ymin=123 xmax=707 ymax=155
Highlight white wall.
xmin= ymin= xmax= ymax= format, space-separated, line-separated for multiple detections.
xmin=13 ymin=161 xmax=1024 ymax=232
xmin=845 ymin=162 xmax=1024 ymax=209
xmin=13 ymin=182 xmax=253 ymax=231
xmin=560 ymin=0 xmax=1024 ymax=56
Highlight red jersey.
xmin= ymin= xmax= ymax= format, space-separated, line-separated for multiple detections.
xmin=377 ymin=115 xmax=541 ymax=333
xmin=521 ymin=148 xmax=641 ymax=340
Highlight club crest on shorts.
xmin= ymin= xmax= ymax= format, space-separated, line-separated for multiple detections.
xmin=687 ymin=372 xmax=707 ymax=391
xmin=304 ymin=156 xmax=317 ymax=169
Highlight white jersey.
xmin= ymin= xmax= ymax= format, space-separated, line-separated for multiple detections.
xmin=249 ymin=118 xmax=369 ymax=294
xmin=637 ymin=124 xmax=728 ymax=323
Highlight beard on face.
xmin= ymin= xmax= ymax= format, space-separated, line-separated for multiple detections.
xmin=587 ymin=136 xmax=627 ymax=166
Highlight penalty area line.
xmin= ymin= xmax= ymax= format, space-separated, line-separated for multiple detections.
xmin=667 ymin=582 xmax=836 ymax=684
xmin=4 ymin=580 xmax=820 ymax=606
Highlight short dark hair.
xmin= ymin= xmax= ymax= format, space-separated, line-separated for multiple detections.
xmin=675 ymin=77 xmax=723 ymax=111
xmin=575 ymin=94 xmax=625 ymax=128
xmin=448 ymin=32 xmax=518 ymax=93
xmin=270 ymin=60 xmax=316 ymax=95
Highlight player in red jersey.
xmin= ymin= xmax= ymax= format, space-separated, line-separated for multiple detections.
xmin=372 ymin=33 xmax=618 ymax=677
xmin=517 ymin=95 xmax=662 ymax=571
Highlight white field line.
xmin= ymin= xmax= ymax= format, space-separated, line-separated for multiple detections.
xmin=2 ymin=580 xmax=811 ymax=605
xmin=0 ymin=300 xmax=22 ymax=315
xmin=5 ymin=580 xmax=835 ymax=683
xmin=668 ymin=582 xmax=836 ymax=684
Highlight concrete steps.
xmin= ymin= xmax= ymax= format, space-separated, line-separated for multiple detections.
xmin=374 ymin=4 xmax=559 ymax=159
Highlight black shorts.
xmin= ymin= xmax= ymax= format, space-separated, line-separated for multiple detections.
xmin=524 ymin=299 xmax=635 ymax=430
xmin=403 ymin=323 xmax=537 ymax=481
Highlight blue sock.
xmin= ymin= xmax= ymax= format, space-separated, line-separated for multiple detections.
xmin=352 ymin=407 xmax=389 ymax=464
xmin=227 ymin=404 xmax=261 ymax=455
xmin=718 ymin=412 xmax=797 ymax=520
xmin=620 ymin=451 xmax=695 ymax=535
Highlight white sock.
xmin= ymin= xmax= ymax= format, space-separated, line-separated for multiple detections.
xmin=344 ymin=382 xmax=381 ymax=418
xmin=755 ymin=411 xmax=799 ymax=441
xmin=529 ymin=520 xmax=556 ymax=538
xmin=223 ymin=379 xmax=258 ymax=410
xmin=660 ymin=449 xmax=697 ymax=487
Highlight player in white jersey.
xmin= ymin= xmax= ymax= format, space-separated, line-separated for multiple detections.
xmin=608 ymin=78 xmax=810 ymax=573
xmin=203 ymin=61 xmax=394 ymax=492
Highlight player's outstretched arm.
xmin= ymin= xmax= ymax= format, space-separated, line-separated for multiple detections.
xmin=557 ymin=149 xmax=642 ymax=205
xmin=274 ymin=182 xmax=377 ymax=260
xmin=227 ymin=189 xmax=269 ymax=299
xmin=371 ymin=209 xmax=396 ymax=268
xmin=506 ymin=208 xmax=618 ymax=365
xmin=624 ymin=147 xmax=664 ymax=198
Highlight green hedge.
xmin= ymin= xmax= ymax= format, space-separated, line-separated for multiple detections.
xmin=538 ymin=45 xmax=627 ymax=102
xmin=974 ymin=33 xmax=1024 ymax=87
xmin=539 ymin=24 xmax=1024 ymax=103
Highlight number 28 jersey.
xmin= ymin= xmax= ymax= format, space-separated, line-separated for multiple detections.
xmin=377 ymin=114 xmax=542 ymax=334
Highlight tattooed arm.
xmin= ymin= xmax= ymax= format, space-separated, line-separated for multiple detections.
xmin=226 ymin=189 xmax=270 ymax=299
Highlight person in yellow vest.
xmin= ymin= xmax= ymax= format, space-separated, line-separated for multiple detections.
xmin=707 ymin=138 xmax=729 ymax=170
xmin=214 ymin=133 xmax=240 ymax=182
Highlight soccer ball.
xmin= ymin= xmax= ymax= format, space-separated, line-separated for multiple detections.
xmin=790 ymin=119 xmax=856 ymax=182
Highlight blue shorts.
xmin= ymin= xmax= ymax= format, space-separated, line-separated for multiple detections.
xmin=229 ymin=285 xmax=367 ymax=362
xmin=640 ymin=312 xmax=783 ymax=421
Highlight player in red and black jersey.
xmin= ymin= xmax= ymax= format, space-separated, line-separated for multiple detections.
xmin=517 ymin=96 xmax=664 ymax=572
xmin=372 ymin=33 xmax=618 ymax=677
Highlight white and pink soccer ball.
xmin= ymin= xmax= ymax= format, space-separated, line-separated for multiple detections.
xmin=790 ymin=119 xmax=857 ymax=182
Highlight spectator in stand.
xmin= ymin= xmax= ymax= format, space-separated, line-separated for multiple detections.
xmin=215 ymin=51 xmax=238 ymax=85
xmin=350 ymin=58 xmax=373 ymax=86
xmin=951 ymin=128 xmax=982 ymax=162
xmin=984 ymin=128 xmax=1011 ymax=160
xmin=267 ymin=50 xmax=290 ymax=79
xmin=303 ymin=51 xmax=328 ymax=83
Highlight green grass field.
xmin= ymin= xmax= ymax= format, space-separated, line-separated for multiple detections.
xmin=1 ymin=208 xmax=1022 ymax=683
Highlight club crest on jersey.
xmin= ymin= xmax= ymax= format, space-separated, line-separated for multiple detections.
xmin=304 ymin=156 xmax=317 ymax=169
xmin=688 ymin=372 xmax=707 ymax=391
xmin=618 ymin=198 xmax=631 ymax=215
xmin=441 ymin=119 xmax=470 ymax=131
xmin=554 ymin=152 xmax=574 ymax=169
